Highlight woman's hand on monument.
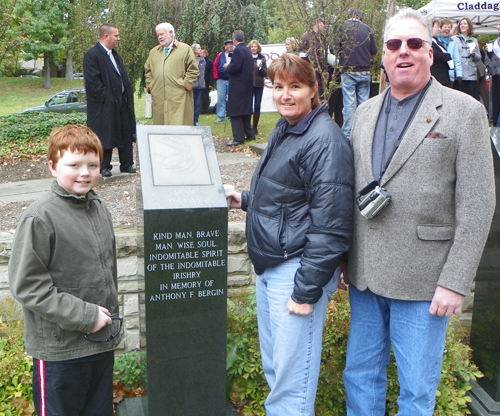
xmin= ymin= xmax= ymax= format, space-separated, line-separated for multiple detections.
xmin=226 ymin=191 xmax=242 ymax=209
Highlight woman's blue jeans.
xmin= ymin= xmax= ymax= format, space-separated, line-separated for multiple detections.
xmin=256 ymin=258 xmax=338 ymax=416
xmin=343 ymin=285 xmax=449 ymax=416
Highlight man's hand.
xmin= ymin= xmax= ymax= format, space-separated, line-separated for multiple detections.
xmin=287 ymin=298 xmax=313 ymax=316
xmin=429 ymin=286 xmax=464 ymax=317
xmin=91 ymin=306 xmax=112 ymax=333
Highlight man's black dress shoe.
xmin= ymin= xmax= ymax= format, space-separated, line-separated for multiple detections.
xmin=226 ymin=141 xmax=243 ymax=147
xmin=121 ymin=166 xmax=136 ymax=174
xmin=101 ymin=169 xmax=112 ymax=177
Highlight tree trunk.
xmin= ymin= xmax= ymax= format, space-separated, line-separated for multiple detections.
xmin=43 ymin=52 xmax=52 ymax=89
xmin=65 ymin=49 xmax=74 ymax=80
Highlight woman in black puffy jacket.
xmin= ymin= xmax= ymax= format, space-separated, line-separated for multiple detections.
xmin=226 ymin=54 xmax=354 ymax=416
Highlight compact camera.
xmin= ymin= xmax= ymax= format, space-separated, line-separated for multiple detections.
xmin=357 ymin=185 xmax=392 ymax=219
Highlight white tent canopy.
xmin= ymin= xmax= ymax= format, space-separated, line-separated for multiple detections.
xmin=418 ymin=0 xmax=500 ymax=34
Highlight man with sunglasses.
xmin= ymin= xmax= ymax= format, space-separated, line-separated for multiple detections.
xmin=343 ymin=9 xmax=495 ymax=415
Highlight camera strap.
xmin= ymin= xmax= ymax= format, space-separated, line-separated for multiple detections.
xmin=378 ymin=80 xmax=431 ymax=183
xmin=357 ymin=180 xmax=378 ymax=200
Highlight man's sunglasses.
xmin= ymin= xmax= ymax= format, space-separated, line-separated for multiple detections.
xmin=385 ymin=38 xmax=429 ymax=51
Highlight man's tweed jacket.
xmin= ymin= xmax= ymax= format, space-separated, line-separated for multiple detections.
xmin=348 ymin=78 xmax=495 ymax=301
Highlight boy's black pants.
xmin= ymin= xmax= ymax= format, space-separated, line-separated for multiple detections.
xmin=32 ymin=351 xmax=114 ymax=416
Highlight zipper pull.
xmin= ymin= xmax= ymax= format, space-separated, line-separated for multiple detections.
xmin=284 ymin=251 xmax=288 ymax=260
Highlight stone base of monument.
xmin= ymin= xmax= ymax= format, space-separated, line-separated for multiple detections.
xmin=468 ymin=379 xmax=500 ymax=415
xmin=116 ymin=397 xmax=148 ymax=416
xmin=115 ymin=397 xmax=239 ymax=416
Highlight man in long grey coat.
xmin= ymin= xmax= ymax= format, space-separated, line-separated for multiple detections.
xmin=225 ymin=30 xmax=255 ymax=146
xmin=343 ymin=9 xmax=495 ymax=415
xmin=84 ymin=24 xmax=136 ymax=177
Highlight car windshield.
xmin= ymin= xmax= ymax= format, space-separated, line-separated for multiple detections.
xmin=47 ymin=93 xmax=69 ymax=106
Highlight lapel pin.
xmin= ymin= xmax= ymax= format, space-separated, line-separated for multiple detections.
xmin=426 ymin=118 xmax=431 ymax=123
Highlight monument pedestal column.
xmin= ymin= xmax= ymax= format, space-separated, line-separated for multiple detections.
xmin=137 ymin=125 xmax=229 ymax=416
xmin=468 ymin=128 xmax=500 ymax=415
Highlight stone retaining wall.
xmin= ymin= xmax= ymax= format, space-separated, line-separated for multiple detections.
xmin=0 ymin=223 xmax=256 ymax=352
xmin=0 ymin=223 xmax=474 ymax=352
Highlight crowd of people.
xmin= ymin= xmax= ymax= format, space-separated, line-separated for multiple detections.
xmin=7 ymin=10 xmax=499 ymax=416
xmin=87 ymin=14 xmax=500 ymax=160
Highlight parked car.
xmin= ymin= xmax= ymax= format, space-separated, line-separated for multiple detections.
xmin=21 ymin=89 xmax=87 ymax=114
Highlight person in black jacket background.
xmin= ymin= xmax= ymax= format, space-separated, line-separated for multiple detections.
xmin=200 ymin=49 xmax=214 ymax=114
xmin=248 ymin=40 xmax=268 ymax=134
xmin=225 ymin=30 xmax=255 ymax=146
xmin=83 ymin=24 xmax=136 ymax=177
xmin=226 ymin=54 xmax=354 ymax=416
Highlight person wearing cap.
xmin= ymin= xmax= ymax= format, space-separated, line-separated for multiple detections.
xmin=213 ymin=40 xmax=234 ymax=123
xmin=337 ymin=8 xmax=378 ymax=139
xmin=144 ymin=22 xmax=199 ymax=125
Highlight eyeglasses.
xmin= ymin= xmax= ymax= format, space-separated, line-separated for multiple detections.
xmin=84 ymin=315 xmax=123 ymax=343
xmin=385 ymin=38 xmax=429 ymax=51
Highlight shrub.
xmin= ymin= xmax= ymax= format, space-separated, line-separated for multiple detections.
xmin=0 ymin=292 xmax=484 ymax=415
xmin=226 ymin=289 xmax=483 ymax=415
xmin=226 ymin=291 xmax=269 ymax=415
xmin=0 ymin=112 xmax=86 ymax=158
xmin=0 ymin=298 xmax=35 ymax=416
xmin=113 ymin=348 xmax=147 ymax=392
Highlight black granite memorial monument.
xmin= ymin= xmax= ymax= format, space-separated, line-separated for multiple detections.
xmin=468 ymin=128 xmax=500 ymax=415
xmin=137 ymin=125 xmax=228 ymax=416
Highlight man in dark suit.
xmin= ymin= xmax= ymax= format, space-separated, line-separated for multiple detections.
xmin=84 ymin=24 xmax=136 ymax=177
xmin=344 ymin=9 xmax=495 ymax=415
xmin=200 ymin=49 xmax=214 ymax=114
xmin=225 ymin=30 xmax=255 ymax=146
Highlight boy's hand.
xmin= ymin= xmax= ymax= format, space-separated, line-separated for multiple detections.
xmin=91 ymin=306 xmax=112 ymax=333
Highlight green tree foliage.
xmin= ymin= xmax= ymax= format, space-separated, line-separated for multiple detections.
xmin=176 ymin=0 xmax=269 ymax=58
xmin=276 ymin=0 xmax=386 ymax=100
xmin=0 ymin=0 xmax=25 ymax=72
xmin=104 ymin=0 xmax=182 ymax=92
xmin=15 ymin=0 xmax=70 ymax=88
xmin=71 ymin=0 xmax=109 ymax=75
xmin=108 ymin=0 xmax=157 ymax=93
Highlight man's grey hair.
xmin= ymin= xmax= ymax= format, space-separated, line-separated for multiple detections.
xmin=191 ymin=43 xmax=201 ymax=51
xmin=156 ymin=23 xmax=175 ymax=37
xmin=232 ymin=30 xmax=244 ymax=42
xmin=384 ymin=9 xmax=432 ymax=45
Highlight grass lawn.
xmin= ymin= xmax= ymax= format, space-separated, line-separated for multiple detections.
xmin=0 ymin=77 xmax=281 ymax=142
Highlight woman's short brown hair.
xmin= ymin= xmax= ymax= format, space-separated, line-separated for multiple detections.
xmin=48 ymin=125 xmax=103 ymax=169
xmin=248 ymin=39 xmax=262 ymax=54
xmin=267 ymin=53 xmax=321 ymax=110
